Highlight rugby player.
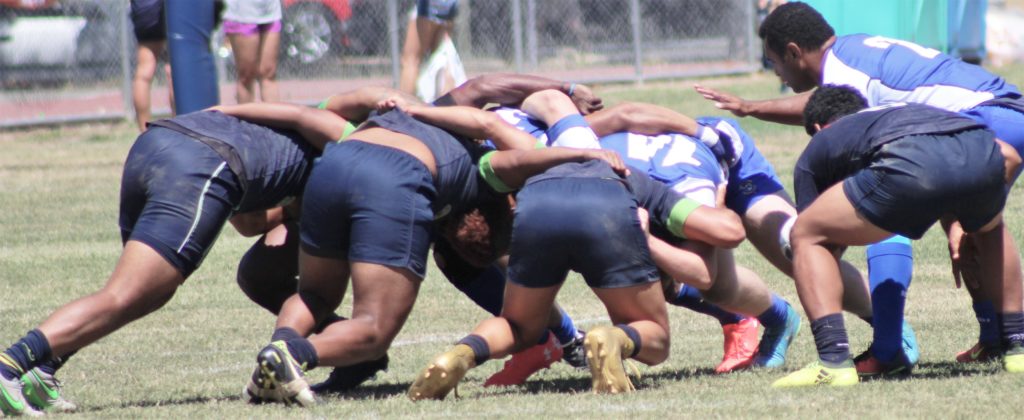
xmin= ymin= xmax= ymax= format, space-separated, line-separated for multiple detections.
xmin=773 ymin=85 xmax=1024 ymax=387
xmin=692 ymin=1 xmax=1023 ymax=372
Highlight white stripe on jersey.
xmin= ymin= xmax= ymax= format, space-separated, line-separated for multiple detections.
xmin=670 ymin=177 xmax=717 ymax=207
xmin=823 ymin=49 xmax=996 ymax=111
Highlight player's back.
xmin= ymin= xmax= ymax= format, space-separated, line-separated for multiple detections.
xmin=824 ymin=33 xmax=1019 ymax=111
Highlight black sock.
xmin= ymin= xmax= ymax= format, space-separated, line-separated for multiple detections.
xmin=272 ymin=327 xmax=303 ymax=343
xmin=616 ymin=324 xmax=642 ymax=358
xmin=811 ymin=313 xmax=850 ymax=366
xmin=0 ymin=330 xmax=52 ymax=379
xmin=36 ymin=350 xmax=75 ymax=376
xmin=1001 ymin=311 xmax=1024 ymax=348
xmin=285 ymin=338 xmax=319 ymax=370
xmin=457 ymin=334 xmax=490 ymax=366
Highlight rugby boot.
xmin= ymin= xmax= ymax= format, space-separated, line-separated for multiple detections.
xmin=311 ymin=354 xmax=389 ymax=394
xmin=853 ymin=350 xmax=913 ymax=378
xmin=21 ymin=368 xmax=76 ymax=412
xmin=255 ymin=341 xmax=315 ymax=407
xmin=244 ymin=363 xmax=273 ymax=404
xmin=584 ymin=326 xmax=636 ymax=394
xmin=561 ymin=331 xmax=589 ymax=369
xmin=484 ymin=332 xmax=562 ymax=387
xmin=1003 ymin=343 xmax=1024 ymax=373
xmin=754 ymin=304 xmax=801 ymax=368
xmin=771 ymin=359 xmax=858 ymax=388
xmin=956 ymin=341 xmax=1003 ymax=363
xmin=0 ymin=373 xmax=41 ymax=417
xmin=715 ymin=317 xmax=760 ymax=373
xmin=408 ymin=344 xmax=476 ymax=401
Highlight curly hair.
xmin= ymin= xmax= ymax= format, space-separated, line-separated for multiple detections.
xmin=440 ymin=194 xmax=513 ymax=268
xmin=759 ymin=2 xmax=834 ymax=57
xmin=803 ymin=85 xmax=868 ymax=135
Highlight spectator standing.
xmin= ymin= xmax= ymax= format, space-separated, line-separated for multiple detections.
xmin=400 ymin=0 xmax=465 ymax=101
xmin=130 ymin=0 xmax=172 ymax=131
xmin=223 ymin=0 xmax=281 ymax=103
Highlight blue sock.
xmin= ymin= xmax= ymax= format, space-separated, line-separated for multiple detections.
xmin=974 ymin=300 xmax=1002 ymax=347
xmin=457 ymin=334 xmax=491 ymax=366
xmin=285 ymin=337 xmax=319 ymax=370
xmin=453 ymin=263 xmax=507 ymax=317
xmin=550 ymin=307 xmax=580 ymax=345
xmin=756 ymin=294 xmax=789 ymax=329
xmin=0 ymin=330 xmax=52 ymax=380
xmin=866 ymin=236 xmax=912 ymax=363
xmin=811 ymin=313 xmax=850 ymax=365
xmin=669 ymin=285 xmax=744 ymax=326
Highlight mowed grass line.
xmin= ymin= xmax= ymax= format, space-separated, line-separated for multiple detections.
xmin=3 ymin=68 xmax=1024 ymax=417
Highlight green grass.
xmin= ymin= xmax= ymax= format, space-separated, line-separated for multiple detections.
xmin=4 ymin=67 xmax=1024 ymax=417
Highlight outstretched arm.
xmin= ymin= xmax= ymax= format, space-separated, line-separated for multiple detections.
xmin=403 ymin=104 xmax=538 ymax=150
xmin=693 ymin=84 xmax=810 ymax=126
xmin=441 ymin=73 xmax=602 ymax=114
xmin=320 ymin=86 xmax=424 ymax=123
xmin=209 ymin=103 xmax=348 ymax=150
xmin=585 ymin=101 xmax=701 ymax=137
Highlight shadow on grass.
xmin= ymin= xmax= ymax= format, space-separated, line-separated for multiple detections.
xmin=905 ymin=360 xmax=1001 ymax=380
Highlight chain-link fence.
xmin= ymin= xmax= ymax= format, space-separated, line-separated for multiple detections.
xmin=0 ymin=0 xmax=757 ymax=128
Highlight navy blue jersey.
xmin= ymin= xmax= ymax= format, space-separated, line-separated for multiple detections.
xmin=823 ymin=34 xmax=1020 ymax=111
xmin=148 ymin=111 xmax=316 ymax=213
xmin=794 ymin=103 xmax=985 ymax=210
xmin=361 ymin=109 xmax=493 ymax=217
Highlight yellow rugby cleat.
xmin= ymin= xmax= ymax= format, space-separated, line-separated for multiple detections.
xmin=1003 ymin=344 xmax=1024 ymax=373
xmin=584 ymin=326 xmax=636 ymax=394
xmin=408 ymin=345 xmax=476 ymax=401
xmin=771 ymin=360 xmax=858 ymax=388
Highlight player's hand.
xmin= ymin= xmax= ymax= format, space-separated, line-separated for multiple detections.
xmin=263 ymin=223 xmax=289 ymax=247
xmin=569 ymin=84 xmax=603 ymax=115
xmin=375 ymin=95 xmax=413 ymax=113
xmin=947 ymin=221 xmax=981 ymax=289
xmin=693 ymin=84 xmax=749 ymax=117
xmin=584 ymin=149 xmax=629 ymax=177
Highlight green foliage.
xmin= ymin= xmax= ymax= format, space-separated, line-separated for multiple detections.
xmin=2 ymin=68 xmax=1024 ymax=417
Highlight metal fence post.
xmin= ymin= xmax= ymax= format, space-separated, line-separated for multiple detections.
xmin=526 ymin=0 xmax=538 ymax=70
xmin=119 ymin=1 xmax=132 ymax=122
xmin=630 ymin=0 xmax=643 ymax=84
xmin=387 ymin=0 xmax=401 ymax=88
xmin=745 ymin=0 xmax=757 ymax=67
xmin=511 ymin=0 xmax=524 ymax=73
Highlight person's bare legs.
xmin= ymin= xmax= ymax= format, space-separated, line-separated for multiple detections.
xmin=256 ymin=29 xmax=280 ymax=102
xmin=132 ymin=41 xmax=165 ymax=131
xmin=592 ymin=282 xmax=671 ymax=365
xmin=399 ymin=17 xmax=449 ymax=94
xmin=39 ymin=241 xmax=185 ymax=356
xmin=229 ymin=33 xmax=261 ymax=103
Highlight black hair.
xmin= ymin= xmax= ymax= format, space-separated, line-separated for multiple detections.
xmin=758 ymin=2 xmax=835 ymax=57
xmin=803 ymin=85 xmax=868 ymax=135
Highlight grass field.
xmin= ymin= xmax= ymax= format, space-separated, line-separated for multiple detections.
xmin=3 ymin=67 xmax=1024 ymax=418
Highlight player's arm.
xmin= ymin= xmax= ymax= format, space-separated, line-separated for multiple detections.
xmin=320 ymin=86 xmax=424 ymax=123
xmin=632 ymin=174 xmax=745 ymax=248
xmin=693 ymin=84 xmax=810 ymax=126
xmin=481 ymin=148 xmax=628 ymax=192
xmin=585 ymin=102 xmax=701 ymax=137
xmin=438 ymin=73 xmax=603 ymax=114
xmin=209 ymin=103 xmax=348 ymax=150
xmin=403 ymin=104 xmax=538 ymax=150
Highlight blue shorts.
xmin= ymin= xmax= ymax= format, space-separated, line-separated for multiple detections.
xmin=507 ymin=178 xmax=660 ymax=289
xmin=963 ymin=104 xmax=1024 ymax=169
xmin=696 ymin=117 xmax=785 ymax=214
xmin=119 ymin=127 xmax=242 ymax=278
xmin=417 ymin=0 xmax=458 ymax=23
xmin=300 ymin=141 xmax=436 ymax=278
xmin=843 ymin=129 xmax=1006 ymax=239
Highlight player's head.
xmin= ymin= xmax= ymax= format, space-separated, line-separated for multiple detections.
xmin=803 ymin=85 xmax=867 ymax=135
xmin=441 ymin=194 xmax=513 ymax=268
xmin=758 ymin=2 xmax=835 ymax=92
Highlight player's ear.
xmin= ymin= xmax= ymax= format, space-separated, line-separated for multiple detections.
xmin=812 ymin=123 xmax=823 ymax=134
xmin=785 ymin=42 xmax=803 ymax=62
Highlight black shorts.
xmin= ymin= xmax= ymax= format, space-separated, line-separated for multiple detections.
xmin=299 ymin=141 xmax=436 ymax=278
xmin=507 ymin=177 xmax=660 ymax=289
xmin=119 ymin=127 xmax=243 ymax=278
xmin=844 ymin=129 xmax=1006 ymax=239
xmin=131 ymin=0 xmax=165 ymax=42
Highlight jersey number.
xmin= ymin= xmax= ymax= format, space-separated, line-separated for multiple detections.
xmin=625 ymin=134 xmax=700 ymax=167
xmin=862 ymin=36 xmax=940 ymax=59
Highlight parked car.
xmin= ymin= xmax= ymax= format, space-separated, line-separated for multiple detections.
xmin=278 ymin=0 xmax=392 ymax=68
